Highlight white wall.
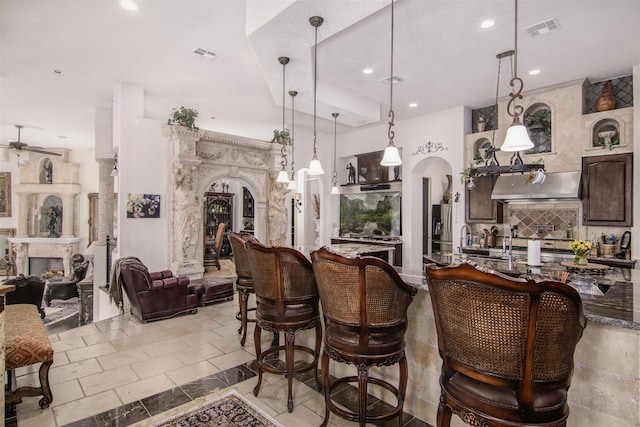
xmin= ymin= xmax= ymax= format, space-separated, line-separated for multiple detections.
xmin=114 ymin=84 xmax=168 ymax=273
xmin=336 ymin=106 xmax=467 ymax=271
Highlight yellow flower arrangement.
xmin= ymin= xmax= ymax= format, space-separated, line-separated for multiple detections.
xmin=570 ymin=239 xmax=592 ymax=257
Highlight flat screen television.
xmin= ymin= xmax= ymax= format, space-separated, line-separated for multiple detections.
xmin=339 ymin=191 xmax=401 ymax=238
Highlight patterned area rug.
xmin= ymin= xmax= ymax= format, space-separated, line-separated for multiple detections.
xmin=42 ymin=299 xmax=79 ymax=325
xmin=148 ymin=391 xmax=282 ymax=427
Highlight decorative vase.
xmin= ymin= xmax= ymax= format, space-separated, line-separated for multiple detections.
xmin=443 ymin=174 xmax=453 ymax=204
xmin=596 ymin=80 xmax=616 ymax=112
xmin=476 ymin=116 xmax=486 ymax=132
xmin=574 ymin=254 xmax=588 ymax=265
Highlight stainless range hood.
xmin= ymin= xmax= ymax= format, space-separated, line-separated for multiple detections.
xmin=491 ymin=171 xmax=582 ymax=203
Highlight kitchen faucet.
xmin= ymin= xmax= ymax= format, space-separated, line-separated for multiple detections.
xmin=459 ymin=224 xmax=472 ymax=254
xmin=503 ymin=225 xmax=513 ymax=270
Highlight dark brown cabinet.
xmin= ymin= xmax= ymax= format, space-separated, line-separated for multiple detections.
xmin=357 ymin=151 xmax=388 ymax=184
xmin=465 ymin=175 xmax=503 ymax=223
xmin=204 ymin=192 xmax=234 ymax=261
xmin=582 ymin=153 xmax=632 ymax=226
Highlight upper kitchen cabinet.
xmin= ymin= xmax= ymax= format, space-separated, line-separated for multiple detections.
xmin=582 ymin=153 xmax=632 ymax=226
xmin=466 ymin=174 xmax=504 ymax=224
xmin=357 ymin=151 xmax=388 ymax=184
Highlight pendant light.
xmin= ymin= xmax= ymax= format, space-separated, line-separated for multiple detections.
xmin=331 ymin=112 xmax=340 ymax=195
xmin=501 ymin=0 xmax=534 ymax=152
xmin=276 ymin=56 xmax=291 ymax=183
xmin=287 ymin=90 xmax=299 ymax=191
xmin=380 ymin=0 xmax=402 ymax=167
xmin=307 ymin=16 xmax=325 ymax=176
xmin=466 ymin=50 xmax=544 ymax=187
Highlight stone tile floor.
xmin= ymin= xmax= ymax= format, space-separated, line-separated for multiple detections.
xmin=7 ymin=282 xmax=432 ymax=426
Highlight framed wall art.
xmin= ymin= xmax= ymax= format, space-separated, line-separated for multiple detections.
xmin=0 ymin=228 xmax=16 ymax=276
xmin=0 ymin=172 xmax=11 ymax=217
xmin=126 ymin=193 xmax=161 ymax=218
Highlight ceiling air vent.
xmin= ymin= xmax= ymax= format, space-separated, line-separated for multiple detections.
xmin=191 ymin=48 xmax=217 ymax=60
xmin=380 ymin=75 xmax=402 ymax=85
xmin=524 ymin=18 xmax=560 ymax=37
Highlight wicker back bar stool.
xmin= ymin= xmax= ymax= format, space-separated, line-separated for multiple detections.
xmin=246 ymin=240 xmax=322 ymax=413
xmin=228 ymin=231 xmax=258 ymax=346
xmin=311 ymin=248 xmax=417 ymax=427
xmin=425 ymin=261 xmax=586 ymax=427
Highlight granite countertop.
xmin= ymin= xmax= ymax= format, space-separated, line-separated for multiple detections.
xmin=295 ymin=244 xmax=395 ymax=259
xmin=414 ymin=253 xmax=640 ymax=331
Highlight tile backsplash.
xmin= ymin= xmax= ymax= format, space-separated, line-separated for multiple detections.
xmin=507 ymin=207 xmax=578 ymax=239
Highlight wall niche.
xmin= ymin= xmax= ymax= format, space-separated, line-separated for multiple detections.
xmin=524 ymin=103 xmax=552 ymax=155
xmin=592 ymin=118 xmax=620 ymax=150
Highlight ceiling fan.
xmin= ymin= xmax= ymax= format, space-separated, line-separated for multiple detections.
xmin=1 ymin=125 xmax=62 ymax=156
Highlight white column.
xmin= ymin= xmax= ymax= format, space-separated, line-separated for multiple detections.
xmin=96 ymin=158 xmax=115 ymax=244
xmin=61 ymin=194 xmax=75 ymax=237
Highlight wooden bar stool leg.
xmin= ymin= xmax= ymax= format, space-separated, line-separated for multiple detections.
xmin=252 ymin=324 xmax=263 ymax=397
xmin=357 ymin=364 xmax=368 ymax=427
xmin=397 ymin=356 xmax=408 ymax=426
xmin=285 ymin=330 xmax=295 ymax=413
xmin=314 ymin=323 xmax=322 ymax=390
xmin=237 ymin=288 xmax=249 ymax=346
xmin=320 ymin=351 xmax=330 ymax=427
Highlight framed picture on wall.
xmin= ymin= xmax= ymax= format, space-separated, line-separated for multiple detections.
xmin=0 ymin=172 xmax=11 ymax=217
xmin=0 ymin=228 xmax=16 ymax=276
xmin=126 ymin=193 xmax=161 ymax=218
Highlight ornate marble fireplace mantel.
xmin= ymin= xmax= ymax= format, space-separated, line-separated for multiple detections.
xmin=8 ymin=237 xmax=81 ymax=277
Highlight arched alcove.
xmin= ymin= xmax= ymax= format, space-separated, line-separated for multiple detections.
xmin=40 ymin=194 xmax=62 ymax=237
xmin=524 ymin=103 xmax=552 ymax=154
xmin=39 ymin=158 xmax=53 ymax=184
xmin=592 ymin=118 xmax=620 ymax=149
xmin=165 ymin=126 xmax=283 ymax=277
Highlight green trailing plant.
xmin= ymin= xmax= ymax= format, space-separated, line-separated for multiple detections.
xmin=524 ymin=109 xmax=551 ymax=141
xmin=271 ymin=129 xmax=291 ymax=145
xmin=598 ymin=136 xmax=620 ymax=150
xmin=167 ymin=106 xmax=199 ymax=131
xmin=459 ymin=158 xmax=485 ymax=185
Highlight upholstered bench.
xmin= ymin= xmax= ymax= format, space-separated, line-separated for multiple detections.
xmin=188 ymin=277 xmax=234 ymax=306
xmin=5 ymin=304 xmax=54 ymax=409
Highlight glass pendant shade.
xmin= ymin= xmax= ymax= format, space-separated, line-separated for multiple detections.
xmin=501 ymin=117 xmax=534 ymax=152
xmin=308 ymin=157 xmax=324 ymax=175
xmin=276 ymin=169 xmax=290 ymax=183
xmin=381 ymin=144 xmax=402 ymax=166
xmin=331 ymin=185 xmax=340 ymax=195
xmin=287 ymin=178 xmax=297 ymax=191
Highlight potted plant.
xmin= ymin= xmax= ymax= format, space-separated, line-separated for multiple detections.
xmin=270 ymin=129 xmax=290 ymax=145
xmin=459 ymin=158 xmax=485 ymax=185
xmin=167 ymin=106 xmax=199 ymax=131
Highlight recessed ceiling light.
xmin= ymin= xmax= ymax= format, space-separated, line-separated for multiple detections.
xmin=363 ymin=68 xmax=373 ymax=74
xmin=528 ymin=69 xmax=541 ymax=75
xmin=480 ymin=19 xmax=495 ymax=29
xmin=120 ymin=0 xmax=138 ymax=11
xmin=409 ymin=103 xmax=418 ymax=108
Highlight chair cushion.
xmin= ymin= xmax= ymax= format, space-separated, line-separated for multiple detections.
xmin=5 ymin=304 xmax=54 ymax=370
xmin=446 ymin=371 xmax=568 ymax=422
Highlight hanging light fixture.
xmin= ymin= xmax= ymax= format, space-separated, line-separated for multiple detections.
xmin=307 ymin=16 xmax=325 ymax=176
xmin=501 ymin=0 xmax=534 ymax=152
xmin=276 ymin=56 xmax=291 ymax=183
xmin=287 ymin=90 xmax=298 ymax=191
xmin=380 ymin=0 xmax=402 ymax=167
xmin=331 ymin=112 xmax=340 ymax=195
xmin=466 ymin=49 xmax=544 ymax=186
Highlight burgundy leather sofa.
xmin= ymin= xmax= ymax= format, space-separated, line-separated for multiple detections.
xmin=119 ymin=259 xmax=198 ymax=322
